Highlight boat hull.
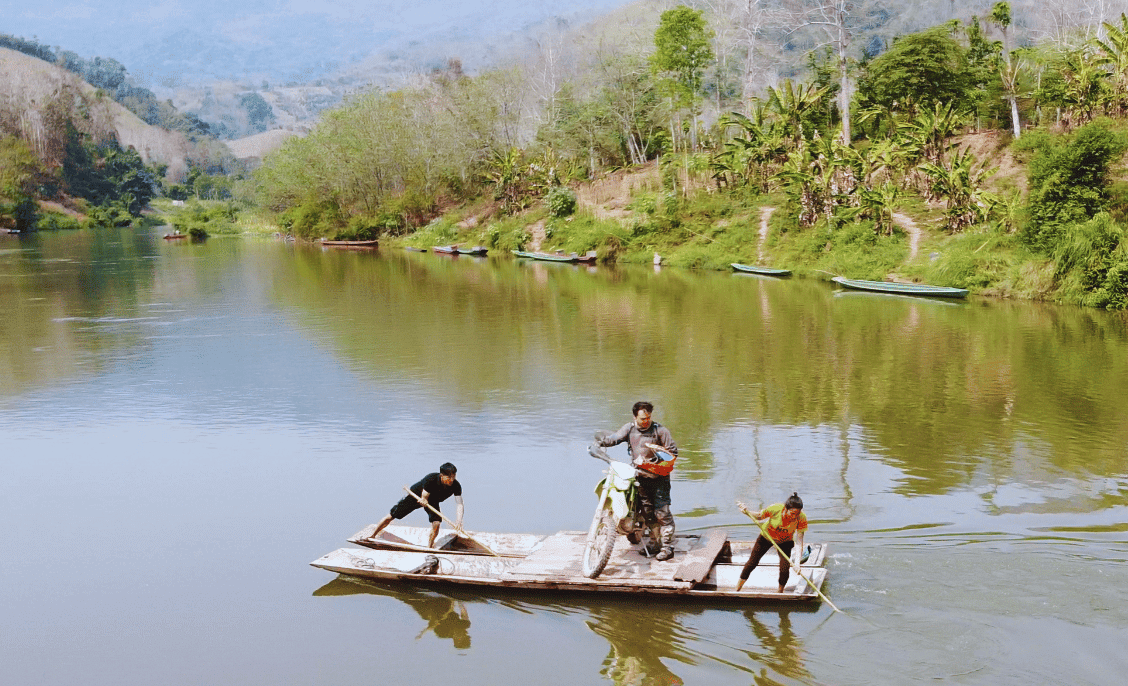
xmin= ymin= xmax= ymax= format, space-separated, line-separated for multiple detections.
xmin=321 ymin=239 xmax=378 ymax=248
xmin=832 ymin=276 xmax=968 ymax=298
xmin=731 ymin=262 xmax=790 ymax=276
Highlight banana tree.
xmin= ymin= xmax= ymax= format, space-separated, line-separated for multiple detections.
xmin=919 ymin=148 xmax=998 ymax=232
xmin=766 ymin=80 xmax=831 ymax=146
xmin=1093 ymin=12 xmax=1128 ymax=116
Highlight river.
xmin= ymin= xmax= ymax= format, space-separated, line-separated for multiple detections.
xmin=2 ymin=227 xmax=1126 ymax=685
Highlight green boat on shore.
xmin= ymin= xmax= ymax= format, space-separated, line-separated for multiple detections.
xmin=731 ymin=263 xmax=791 ymax=276
xmin=831 ymin=276 xmax=969 ymax=298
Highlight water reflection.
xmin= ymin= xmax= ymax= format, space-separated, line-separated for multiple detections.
xmin=312 ymin=575 xmax=824 ymax=686
xmin=314 ymin=578 xmax=472 ymax=649
xmin=586 ymin=600 xmax=695 ymax=686
xmin=744 ymin=609 xmax=811 ymax=685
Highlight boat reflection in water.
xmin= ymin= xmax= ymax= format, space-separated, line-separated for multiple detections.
xmin=314 ymin=575 xmax=814 ymax=685
xmin=314 ymin=578 xmax=472 ymax=649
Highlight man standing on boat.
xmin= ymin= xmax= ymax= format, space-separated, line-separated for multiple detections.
xmin=597 ymin=401 xmax=679 ymax=561
xmin=364 ymin=462 xmax=464 ymax=549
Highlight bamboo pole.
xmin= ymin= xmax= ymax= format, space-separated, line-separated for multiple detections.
xmin=739 ymin=505 xmax=842 ymax=613
xmin=402 ymin=485 xmax=501 ymax=558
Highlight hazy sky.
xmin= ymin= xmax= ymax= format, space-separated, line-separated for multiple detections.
xmin=2 ymin=0 xmax=636 ymax=84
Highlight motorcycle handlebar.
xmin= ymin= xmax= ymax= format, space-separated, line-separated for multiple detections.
xmin=588 ymin=444 xmax=612 ymax=463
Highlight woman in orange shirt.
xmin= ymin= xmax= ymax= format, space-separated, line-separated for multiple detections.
xmin=735 ymin=492 xmax=807 ymax=593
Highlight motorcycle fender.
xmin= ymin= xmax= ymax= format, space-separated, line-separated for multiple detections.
xmin=609 ymin=489 xmax=629 ymax=520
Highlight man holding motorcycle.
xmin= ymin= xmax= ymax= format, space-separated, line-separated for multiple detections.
xmin=597 ymin=401 xmax=679 ymax=561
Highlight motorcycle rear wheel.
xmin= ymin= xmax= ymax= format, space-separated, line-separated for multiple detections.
xmin=581 ymin=510 xmax=616 ymax=578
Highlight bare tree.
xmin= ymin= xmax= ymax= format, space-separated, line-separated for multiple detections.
xmin=782 ymin=0 xmax=875 ymax=144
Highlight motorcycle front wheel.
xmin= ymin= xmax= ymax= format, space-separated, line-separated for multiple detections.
xmin=581 ymin=509 xmax=616 ymax=578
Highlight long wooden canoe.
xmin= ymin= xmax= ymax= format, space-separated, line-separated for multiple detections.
xmin=831 ymin=276 xmax=968 ymax=298
xmin=433 ymin=245 xmax=488 ymax=256
xmin=320 ymin=527 xmax=830 ymax=601
xmin=163 ymin=233 xmax=188 ymax=240
xmin=321 ymin=239 xmax=379 ymax=248
xmin=514 ymin=250 xmax=598 ymax=264
xmin=731 ymin=262 xmax=791 ymax=276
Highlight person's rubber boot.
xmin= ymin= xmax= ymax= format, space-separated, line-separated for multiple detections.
xmin=654 ymin=524 xmax=676 ymax=560
xmin=639 ymin=527 xmax=662 ymax=557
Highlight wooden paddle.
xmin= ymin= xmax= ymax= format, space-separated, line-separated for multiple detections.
xmin=402 ymin=485 xmax=502 ymax=558
xmin=739 ymin=504 xmax=842 ymax=613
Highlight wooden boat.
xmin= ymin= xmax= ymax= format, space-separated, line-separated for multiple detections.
xmin=350 ymin=524 xmax=823 ymax=563
xmin=514 ymin=250 xmax=598 ymax=264
xmin=350 ymin=524 xmax=547 ymax=558
xmin=831 ymin=276 xmax=968 ymax=298
xmin=731 ymin=262 xmax=790 ymax=276
xmin=321 ymin=238 xmax=378 ymax=248
xmin=434 ymin=244 xmax=487 ymax=256
xmin=319 ymin=526 xmax=830 ymax=601
xmin=163 ymin=232 xmax=188 ymax=240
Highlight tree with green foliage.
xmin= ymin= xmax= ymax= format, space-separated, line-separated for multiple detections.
xmin=62 ymin=127 xmax=157 ymax=216
xmin=652 ymin=5 xmax=715 ymax=151
xmin=240 ymin=92 xmax=276 ymax=134
xmin=0 ymin=135 xmax=41 ymax=232
xmin=1022 ymin=120 xmax=1127 ymax=253
xmin=856 ymin=26 xmax=973 ymax=116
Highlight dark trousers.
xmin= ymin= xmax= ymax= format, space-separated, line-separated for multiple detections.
xmin=739 ymin=535 xmax=795 ymax=587
xmin=637 ymin=474 xmax=674 ymax=546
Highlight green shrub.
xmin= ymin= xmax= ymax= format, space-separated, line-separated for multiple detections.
xmin=1022 ymin=120 xmax=1128 ymax=254
xmin=544 ymin=186 xmax=577 ymax=217
xmin=36 ymin=211 xmax=85 ymax=231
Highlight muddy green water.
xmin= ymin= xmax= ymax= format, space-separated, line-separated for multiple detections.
xmin=2 ymin=227 xmax=1126 ymax=685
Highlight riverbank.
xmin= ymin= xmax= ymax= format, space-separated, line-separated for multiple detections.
xmin=376 ymin=158 xmax=1060 ymax=306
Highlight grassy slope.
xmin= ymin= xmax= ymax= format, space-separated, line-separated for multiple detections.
xmin=372 ymin=125 xmax=1128 ymax=308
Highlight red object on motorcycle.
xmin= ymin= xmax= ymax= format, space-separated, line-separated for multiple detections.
xmin=636 ymin=454 xmax=677 ymax=476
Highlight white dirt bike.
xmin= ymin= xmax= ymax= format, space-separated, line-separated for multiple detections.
xmin=581 ymin=441 xmax=647 ymax=579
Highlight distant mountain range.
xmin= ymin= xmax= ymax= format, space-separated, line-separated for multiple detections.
xmin=6 ymin=0 xmax=637 ymax=87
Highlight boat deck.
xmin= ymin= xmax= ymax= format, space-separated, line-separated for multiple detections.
xmin=317 ymin=528 xmax=829 ymax=601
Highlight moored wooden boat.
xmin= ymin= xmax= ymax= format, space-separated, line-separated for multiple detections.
xmin=831 ymin=275 xmax=968 ymax=298
xmin=432 ymin=245 xmax=459 ymax=254
xmin=318 ymin=527 xmax=830 ymax=601
xmin=456 ymin=246 xmax=488 ymax=256
xmin=321 ymin=238 xmax=379 ymax=248
xmin=514 ymin=249 xmax=598 ymax=264
xmin=731 ymin=262 xmax=790 ymax=276
xmin=163 ymin=232 xmax=188 ymax=240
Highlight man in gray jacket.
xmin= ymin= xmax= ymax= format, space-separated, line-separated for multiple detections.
xmin=597 ymin=401 xmax=679 ymax=560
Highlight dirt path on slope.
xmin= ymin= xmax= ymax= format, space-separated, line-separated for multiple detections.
xmin=758 ymin=206 xmax=776 ymax=263
xmin=893 ymin=212 xmax=921 ymax=261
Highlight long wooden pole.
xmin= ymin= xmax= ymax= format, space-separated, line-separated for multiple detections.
xmin=740 ymin=506 xmax=842 ymax=613
xmin=402 ymin=485 xmax=502 ymax=558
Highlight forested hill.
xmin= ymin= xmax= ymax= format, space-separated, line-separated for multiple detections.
xmin=0 ymin=48 xmax=197 ymax=179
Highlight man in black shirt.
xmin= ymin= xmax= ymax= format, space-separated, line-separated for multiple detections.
xmin=364 ymin=462 xmax=464 ymax=548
